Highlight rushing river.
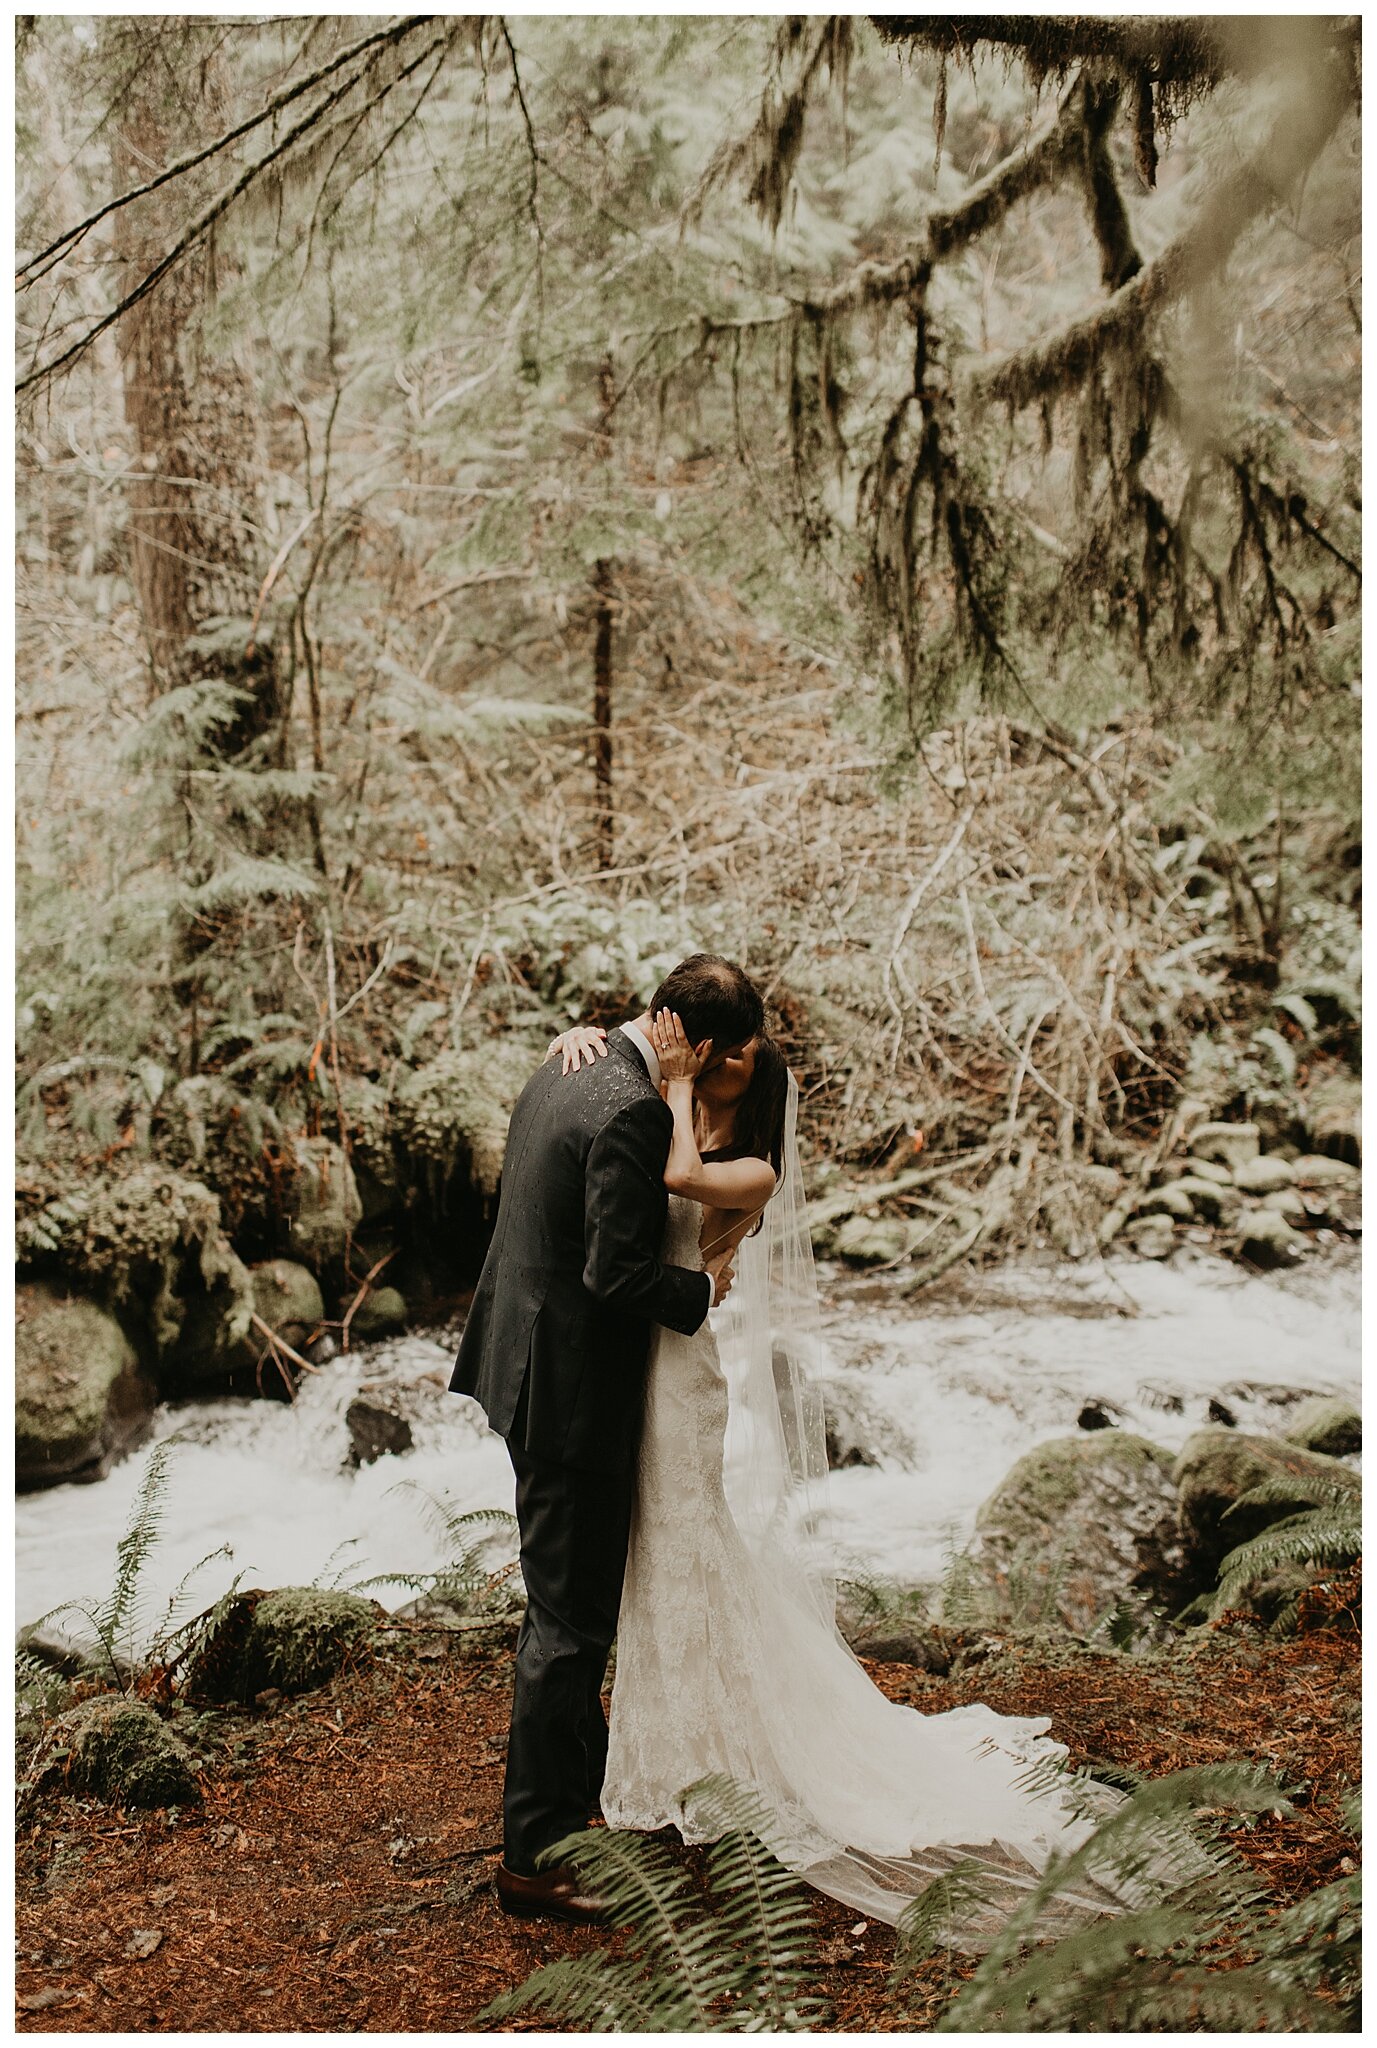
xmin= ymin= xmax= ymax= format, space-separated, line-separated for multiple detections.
xmin=15 ymin=1246 xmax=1360 ymax=1650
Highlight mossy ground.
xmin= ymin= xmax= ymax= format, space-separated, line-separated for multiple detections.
xmin=14 ymin=1616 xmax=1359 ymax=2032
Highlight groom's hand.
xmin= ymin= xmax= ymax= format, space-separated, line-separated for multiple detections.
xmin=705 ymin=1249 xmax=735 ymax=1305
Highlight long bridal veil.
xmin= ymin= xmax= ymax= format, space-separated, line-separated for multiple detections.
xmin=709 ymin=1070 xmax=1190 ymax=1945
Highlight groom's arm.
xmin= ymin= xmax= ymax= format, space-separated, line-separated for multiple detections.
xmin=583 ymin=1101 xmax=712 ymax=1335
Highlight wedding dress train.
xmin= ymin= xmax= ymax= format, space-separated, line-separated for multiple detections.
xmin=600 ymin=1193 xmax=1148 ymax=1946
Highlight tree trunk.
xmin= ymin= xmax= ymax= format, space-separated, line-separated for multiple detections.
xmin=592 ymin=557 xmax=614 ymax=870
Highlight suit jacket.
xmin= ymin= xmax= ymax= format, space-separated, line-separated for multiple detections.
xmin=449 ymin=1028 xmax=712 ymax=1474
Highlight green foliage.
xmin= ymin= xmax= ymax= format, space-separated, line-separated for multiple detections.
xmin=480 ymin=1776 xmax=827 ymax=2032
xmin=353 ymin=1495 xmax=522 ymax=1630
xmin=1209 ymin=1477 xmax=1362 ymax=1632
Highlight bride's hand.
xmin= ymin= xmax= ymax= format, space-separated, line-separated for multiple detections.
xmin=652 ymin=1008 xmax=709 ymax=1083
xmin=546 ymin=1025 xmax=608 ymax=1075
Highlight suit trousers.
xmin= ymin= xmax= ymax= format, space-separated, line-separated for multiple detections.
xmin=502 ymin=1404 xmax=636 ymax=1875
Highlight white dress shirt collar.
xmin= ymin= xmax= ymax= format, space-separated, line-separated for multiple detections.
xmin=620 ymin=1017 xmax=662 ymax=1088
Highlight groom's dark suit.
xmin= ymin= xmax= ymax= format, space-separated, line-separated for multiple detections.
xmin=450 ymin=1027 xmax=711 ymax=1874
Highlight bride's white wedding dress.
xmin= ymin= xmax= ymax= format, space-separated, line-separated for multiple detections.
xmin=601 ymin=1192 xmax=1140 ymax=1944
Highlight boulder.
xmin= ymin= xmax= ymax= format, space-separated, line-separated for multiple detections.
xmin=1282 ymin=1397 xmax=1361 ymax=1458
xmin=38 ymin=1695 xmax=200 ymax=1808
xmin=967 ymin=1433 xmax=1186 ymax=1635
xmin=1291 ymin=1155 xmax=1359 ymax=1191
xmin=287 ymin=1138 xmax=362 ymax=1264
xmin=1189 ymin=1122 xmax=1261 ymax=1175
xmin=1172 ymin=1429 xmax=1360 ymax=1585
xmin=1232 ymin=1155 xmax=1296 ymax=1195
xmin=16 ymin=1283 xmax=156 ymax=1491
xmin=1125 ymin=1214 xmax=1175 ymax=1259
xmin=349 ymin=1285 xmax=408 ymax=1341
xmin=834 ymin=1216 xmax=912 ymax=1266
xmin=1137 ymin=1185 xmax=1195 ymax=1221
xmin=1235 ymin=1207 xmax=1307 ymax=1268
xmin=851 ymin=1625 xmax=953 ymax=1675
xmin=185 ymin=1588 xmax=381 ymax=1705
xmin=1186 ymin=1158 xmax=1235 ymax=1187
xmin=251 ymin=1260 xmax=324 ymax=1343
xmin=820 ymin=1375 xmax=911 ymax=1469
xmin=1301 ymin=1077 xmax=1361 ymax=1167
xmin=1172 ymin=1176 xmax=1242 ymax=1224
xmin=169 ymin=1245 xmax=258 ymax=1393
xmin=346 ymin=1391 xmax=414 ymax=1466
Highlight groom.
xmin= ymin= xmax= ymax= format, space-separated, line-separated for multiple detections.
xmin=450 ymin=953 xmax=765 ymax=1922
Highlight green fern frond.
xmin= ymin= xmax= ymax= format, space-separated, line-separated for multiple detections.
xmin=1222 ymin=1473 xmax=1359 ymax=1522
xmin=1211 ymin=1507 xmax=1362 ymax=1618
xmin=481 ymin=1778 xmax=825 ymax=2032
xmin=187 ymin=856 xmax=322 ymax=911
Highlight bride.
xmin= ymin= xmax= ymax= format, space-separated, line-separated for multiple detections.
xmin=547 ymin=1010 xmax=1147 ymax=1943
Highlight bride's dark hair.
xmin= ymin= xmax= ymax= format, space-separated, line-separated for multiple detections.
xmin=703 ymin=1038 xmax=789 ymax=1233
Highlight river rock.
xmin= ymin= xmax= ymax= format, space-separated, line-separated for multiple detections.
xmin=1172 ymin=1176 xmax=1242 ymax=1224
xmin=820 ymin=1374 xmax=911 ymax=1469
xmin=251 ymin=1260 xmax=324 ymax=1342
xmin=185 ymin=1588 xmax=381 ymax=1705
xmin=967 ymin=1433 xmax=1185 ymax=1635
xmin=1260 ymin=1187 xmax=1307 ymax=1226
xmin=1172 ymin=1429 xmax=1360 ymax=1585
xmin=1282 ymin=1397 xmax=1361 ymax=1458
xmin=1138 ymin=1185 xmax=1195 ymax=1221
xmin=287 ymin=1137 xmax=362 ymax=1264
xmin=16 ymin=1283 xmax=155 ymax=1491
xmin=346 ymin=1390 xmax=414 ymax=1466
xmin=1235 ymin=1206 xmax=1307 ymax=1267
xmin=1232 ymin=1155 xmax=1296 ymax=1195
xmin=1302 ymin=1078 xmax=1361 ymax=1166
xmin=169 ymin=1245 xmax=258 ymax=1393
xmin=1125 ymin=1214 xmax=1175 ymax=1259
xmin=1186 ymin=1158 xmax=1235 ymax=1187
xmin=834 ymin=1215 xmax=912 ymax=1266
xmin=349 ymin=1285 xmax=408 ymax=1340
xmin=1291 ymin=1155 xmax=1360 ymax=1190
xmin=1190 ymin=1122 xmax=1261 ymax=1175
xmin=37 ymin=1695 xmax=200 ymax=1808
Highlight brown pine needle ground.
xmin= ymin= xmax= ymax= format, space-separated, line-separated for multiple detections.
xmin=15 ymin=1618 xmax=1359 ymax=2033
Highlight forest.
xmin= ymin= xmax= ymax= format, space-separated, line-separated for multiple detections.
xmin=14 ymin=12 xmax=1361 ymax=2034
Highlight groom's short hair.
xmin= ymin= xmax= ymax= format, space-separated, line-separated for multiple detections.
xmin=650 ymin=955 xmax=764 ymax=1050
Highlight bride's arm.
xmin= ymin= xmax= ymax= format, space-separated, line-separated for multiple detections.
xmin=663 ymin=1076 xmax=775 ymax=1209
xmin=655 ymin=1012 xmax=776 ymax=1211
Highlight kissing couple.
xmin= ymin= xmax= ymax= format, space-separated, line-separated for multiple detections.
xmin=451 ymin=953 xmax=1145 ymax=1943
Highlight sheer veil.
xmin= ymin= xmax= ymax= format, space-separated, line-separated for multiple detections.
xmin=715 ymin=1067 xmax=838 ymax=1632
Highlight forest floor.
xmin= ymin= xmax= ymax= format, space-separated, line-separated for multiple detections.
xmin=15 ymin=1618 xmax=1359 ymax=2034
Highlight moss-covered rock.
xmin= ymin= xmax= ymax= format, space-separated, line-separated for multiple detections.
xmin=1171 ymin=1175 xmax=1242 ymax=1224
xmin=1232 ymin=1155 xmax=1296 ymax=1195
xmin=16 ymin=1283 xmax=155 ymax=1491
xmin=394 ymin=1039 xmax=541 ymax=1198
xmin=185 ymin=1588 xmax=381 ymax=1704
xmin=1189 ymin=1122 xmax=1261 ymax=1174
xmin=1235 ymin=1206 xmax=1307 ymax=1268
xmin=1173 ymin=1429 xmax=1360 ymax=1584
xmin=967 ymin=1433 xmax=1185 ymax=1634
xmin=834 ymin=1215 xmax=913 ymax=1265
xmin=1137 ymin=1184 xmax=1194 ymax=1221
xmin=287 ymin=1137 xmax=362 ymax=1264
xmin=350 ymin=1285 xmax=408 ymax=1340
xmin=251 ymin=1259 xmax=324 ymax=1339
xmin=169 ymin=1245 xmax=257 ymax=1392
xmin=1124 ymin=1213 xmax=1175 ymax=1259
xmin=1282 ymin=1397 xmax=1361 ymax=1458
xmin=1300 ymin=1072 xmax=1361 ymax=1166
xmin=151 ymin=1077 xmax=284 ymax=1234
xmin=39 ymin=1695 xmax=200 ymax=1808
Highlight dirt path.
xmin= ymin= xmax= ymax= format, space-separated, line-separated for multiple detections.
xmin=15 ymin=1623 xmax=1359 ymax=2032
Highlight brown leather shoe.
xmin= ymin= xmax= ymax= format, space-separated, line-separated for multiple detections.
xmin=496 ymin=1862 xmax=610 ymax=1926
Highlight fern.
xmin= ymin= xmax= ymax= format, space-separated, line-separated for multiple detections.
xmin=349 ymin=1496 xmax=522 ymax=1620
xmin=1208 ymin=1477 xmax=1362 ymax=1626
xmin=479 ymin=1776 xmax=827 ymax=2032
xmin=916 ymin=1763 xmax=1299 ymax=2032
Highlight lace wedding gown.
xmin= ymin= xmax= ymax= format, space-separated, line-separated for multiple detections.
xmin=600 ymin=1194 xmax=1141 ymax=1944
